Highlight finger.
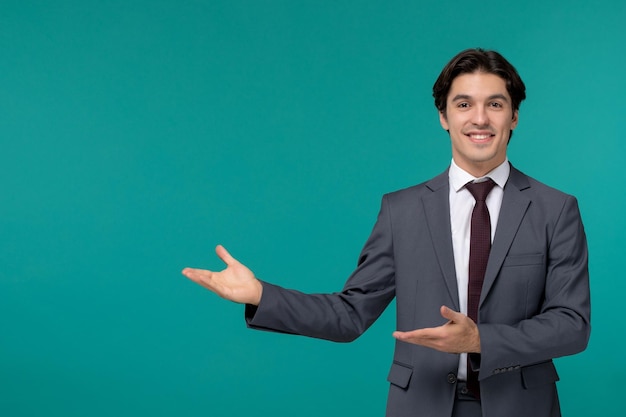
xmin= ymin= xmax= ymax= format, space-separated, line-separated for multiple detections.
xmin=393 ymin=329 xmax=441 ymax=350
xmin=181 ymin=267 xmax=199 ymax=280
xmin=392 ymin=331 xmax=404 ymax=340
xmin=181 ymin=267 xmax=212 ymax=283
xmin=181 ymin=267 xmax=196 ymax=278
xmin=393 ymin=330 xmax=417 ymax=341
xmin=393 ymin=331 xmax=414 ymax=342
xmin=393 ymin=328 xmax=435 ymax=340
xmin=215 ymin=245 xmax=237 ymax=266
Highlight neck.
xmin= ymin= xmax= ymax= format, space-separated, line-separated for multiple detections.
xmin=453 ymin=158 xmax=506 ymax=178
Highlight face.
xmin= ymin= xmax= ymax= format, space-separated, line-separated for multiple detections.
xmin=439 ymin=71 xmax=518 ymax=177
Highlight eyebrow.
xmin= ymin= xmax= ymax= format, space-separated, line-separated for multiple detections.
xmin=451 ymin=93 xmax=510 ymax=102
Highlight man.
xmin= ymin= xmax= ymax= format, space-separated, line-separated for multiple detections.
xmin=182 ymin=49 xmax=591 ymax=417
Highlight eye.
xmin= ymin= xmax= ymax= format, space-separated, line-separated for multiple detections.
xmin=457 ymin=102 xmax=470 ymax=108
xmin=489 ymin=102 xmax=503 ymax=108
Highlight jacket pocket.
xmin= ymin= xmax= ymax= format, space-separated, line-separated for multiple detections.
xmin=502 ymin=253 xmax=544 ymax=267
xmin=387 ymin=361 xmax=413 ymax=389
xmin=521 ymin=361 xmax=560 ymax=389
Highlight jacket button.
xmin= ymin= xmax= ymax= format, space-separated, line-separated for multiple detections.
xmin=447 ymin=373 xmax=457 ymax=384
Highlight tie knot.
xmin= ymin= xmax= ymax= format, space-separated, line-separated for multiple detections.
xmin=466 ymin=178 xmax=496 ymax=202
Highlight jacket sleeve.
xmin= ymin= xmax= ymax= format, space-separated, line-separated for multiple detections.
xmin=245 ymin=195 xmax=397 ymax=342
xmin=477 ymin=195 xmax=591 ymax=380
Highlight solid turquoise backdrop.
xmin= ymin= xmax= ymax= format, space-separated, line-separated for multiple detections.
xmin=1 ymin=1 xmax=623 ymax=415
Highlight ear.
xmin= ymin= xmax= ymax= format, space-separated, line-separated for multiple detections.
xmin=439 ymin=110 xmax=449 ymax=131
xmin=511 ymin=110 xmax=519 ymax=130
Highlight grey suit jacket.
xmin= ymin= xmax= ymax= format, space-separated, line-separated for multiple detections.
xmin=246 ymin=165 xmax=591 ymax=417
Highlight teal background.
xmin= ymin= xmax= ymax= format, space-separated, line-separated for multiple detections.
xmin=1 ymin=1 xmax=623 ymax=415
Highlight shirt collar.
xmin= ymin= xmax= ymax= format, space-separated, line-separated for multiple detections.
xmin=449 ymin=158 xmax=510 ymax=192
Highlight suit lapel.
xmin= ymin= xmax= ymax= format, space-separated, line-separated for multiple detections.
xmin=422 ymin=170 xmax=460 ymax=311
xmin=480 ymin=166 xmax=531 ymax=308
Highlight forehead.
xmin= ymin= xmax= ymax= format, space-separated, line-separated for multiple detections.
xmin=447 ymin=72 xmax=510 ymax=101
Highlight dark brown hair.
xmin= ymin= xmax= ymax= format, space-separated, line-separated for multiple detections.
xmin=433 ymin=48 xmax=526 ymax=115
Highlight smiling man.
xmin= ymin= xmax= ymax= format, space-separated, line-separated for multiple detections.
xmin=183 ymin=49 xmax=590 ymax=417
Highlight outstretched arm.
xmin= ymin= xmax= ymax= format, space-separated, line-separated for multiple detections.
xmin=182 ymin=245 xmax=263 ymax=306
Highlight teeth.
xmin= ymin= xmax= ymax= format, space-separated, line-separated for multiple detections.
xmin=469 ymin=134 xmax=490 ymax=139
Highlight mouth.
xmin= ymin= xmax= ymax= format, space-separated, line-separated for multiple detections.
xmin=465 ymin=132 xmax=495 ymax=142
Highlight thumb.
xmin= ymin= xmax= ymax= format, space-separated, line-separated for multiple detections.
xmin=440 ymin=305 xmax=462 ymax=322
xmin=215 ymin=244 xmax=237 ymax=266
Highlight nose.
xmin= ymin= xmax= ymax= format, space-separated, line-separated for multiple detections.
xmin=471 ymin=105 xmax=489 ymax=126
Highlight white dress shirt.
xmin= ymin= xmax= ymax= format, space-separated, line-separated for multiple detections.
xmin=448 ymin=158 xmax=510 ymax=380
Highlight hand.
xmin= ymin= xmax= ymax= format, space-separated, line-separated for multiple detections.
xmin=182 ymin=245 xmax=263 ymax=305
xmin=392 ymin=306 xmax=481 ymax=354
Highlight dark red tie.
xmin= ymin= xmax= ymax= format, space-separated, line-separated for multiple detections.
xmin=465 ymin=178 xmax=496 ymax=399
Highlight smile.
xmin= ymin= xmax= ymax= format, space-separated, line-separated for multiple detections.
xmin=466 ymin=133 xmax=494 ymax=141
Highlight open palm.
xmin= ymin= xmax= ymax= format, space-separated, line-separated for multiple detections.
xmin=182 ymin=245 xmax=263 ymax=305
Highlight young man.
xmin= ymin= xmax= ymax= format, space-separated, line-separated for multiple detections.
xmin=182 ymin=49 xmax=591 ymax=417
